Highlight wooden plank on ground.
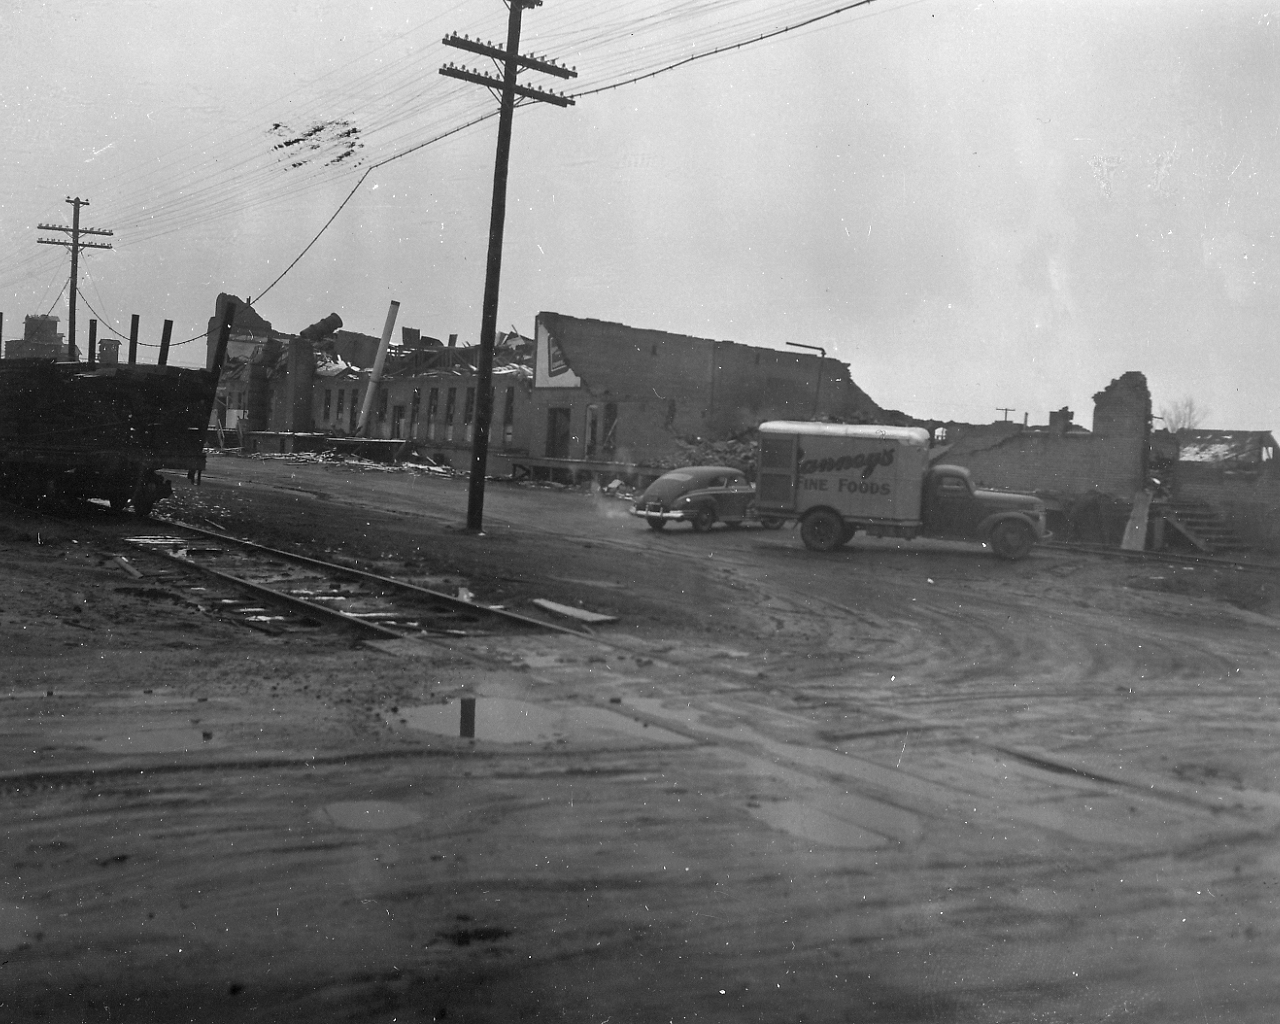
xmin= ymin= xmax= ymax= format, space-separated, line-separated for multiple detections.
xmin=532 ymin=598 xmax=618 ymax=624
xmin=1121 ymin=490 xmax=1153 ymax=551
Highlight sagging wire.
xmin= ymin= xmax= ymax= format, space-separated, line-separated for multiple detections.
xmin=251 ymin=0 xmax=892 ymax=301
xmin=251 ymin=108 xmax=499 ymax=305
xmin=44 ymin=278 xmax=69 ymax=316
xmin=571 ymin=0 xmax=881 ymax=98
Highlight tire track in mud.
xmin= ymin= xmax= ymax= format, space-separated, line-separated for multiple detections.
xmin=747 ymin=550 xmax=1258 ymax=701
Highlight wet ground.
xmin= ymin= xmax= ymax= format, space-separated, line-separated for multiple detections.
xmin=2 ymin=452 xmax=1279 ymax=1022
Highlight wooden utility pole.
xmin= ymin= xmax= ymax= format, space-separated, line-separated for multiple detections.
xmin=441 ymin=1 xmax=576 ymax=532
xmin=37 ymin=197 xmax=113 ymax=360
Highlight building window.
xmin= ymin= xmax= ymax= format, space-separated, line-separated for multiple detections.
xmin=603 ymin=403 xmax=618 ymax=456
xmin=464 ymin=387 xmax=476 ymax=441
xmin=426 ymin=387 xmax=439 ymax=440
xmin=410 ymin=389 xmax=421 ymax=437
xmin=323 ymin=389 xmax=332 ymax=421
xmin=502 ymin=386 xmax=515 ymax=445
xmin=376 ymin=388 xmax=388 ymax=421
xmin=336 ymin=389 xmax=345 ymax=422
xmin=585 ymin=404 xmax=599 ymax=459
xmin=391 ymin=405 xmax=405 ymax=439
xmin=445 ymin=387 xmax=457 ymax=442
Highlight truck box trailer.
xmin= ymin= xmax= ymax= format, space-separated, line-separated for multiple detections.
xmin=755 ymin=421 xmax=1049 ymax=559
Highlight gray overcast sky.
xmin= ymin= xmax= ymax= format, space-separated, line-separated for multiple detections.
xmin=2 ymin=0 xmax=1276 ymax=430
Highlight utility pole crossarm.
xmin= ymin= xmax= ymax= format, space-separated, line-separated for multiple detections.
xmin=442 ymin=33 xmax=576 ymax=78
xmin=440 ymin=64 xmax=574 ymax=106
xmin=37 ymin=237 xmax=113 ymax=251
xmin=35 ymin=196 xmax=115 ymax=359
xmin=37 ymin=223 xmax=113 ymax=236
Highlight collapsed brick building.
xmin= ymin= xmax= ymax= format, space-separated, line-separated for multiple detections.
xmin=204 ymin=295 xmax=1274 ymax=552
xmin=206 ymin=299 xmax=884 ymax=479
xmin=1168 ymin=429 xmax=1280 ymax=554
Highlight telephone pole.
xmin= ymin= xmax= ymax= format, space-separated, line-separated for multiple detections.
xmin=37 ymin=197 xmax=114 ymax=360
xmin=441 ymin=1 xmax=576 ymax=532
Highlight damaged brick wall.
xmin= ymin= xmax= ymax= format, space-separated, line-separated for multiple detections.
xmin=530 ymin=312 xmax=883 ymax=466
xmin=709 ymin=342 xmax=880 ymax=435
xmin=937 ymin=372 xmax=1151 ymax=499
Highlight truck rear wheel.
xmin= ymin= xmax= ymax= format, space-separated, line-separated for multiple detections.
xmin=800 ymin=509 xmax=844 ymax=552
xmin=990 ymin=519 xmax=1035 ymax=560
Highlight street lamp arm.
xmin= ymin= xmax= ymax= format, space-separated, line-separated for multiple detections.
xmin=785 ymin=342 xmax=826 ymax=419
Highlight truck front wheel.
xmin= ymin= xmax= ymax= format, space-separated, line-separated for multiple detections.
xmin=800 ymin=509 xmax=844 ymax=552
xmin=989 ymin=519 xmax=1035 ymax=560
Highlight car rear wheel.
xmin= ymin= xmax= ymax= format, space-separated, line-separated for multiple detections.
xmin=800 ymin=509 xmax=844 ymax=552
xmin=989 ymin=518 xmax=1035 ymax=560
xmin=690 ymin=506 xmax=716 ymax=532
xmin=646 ymin=517 xmax=667 ymax=531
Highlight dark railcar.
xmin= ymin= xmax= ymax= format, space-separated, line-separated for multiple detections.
xmin=0 ymin=359 xmax=220 ymax=516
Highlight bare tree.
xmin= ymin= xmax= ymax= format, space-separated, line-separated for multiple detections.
xmin=1158 ymin=395 xmax=1208 ymax=432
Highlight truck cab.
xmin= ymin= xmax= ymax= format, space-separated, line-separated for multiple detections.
xmin=921 ymin=464 xmax=1049 ymax=559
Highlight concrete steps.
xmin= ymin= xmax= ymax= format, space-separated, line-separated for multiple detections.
xmin=1155 ymin=500 xmax=1251 ymax=555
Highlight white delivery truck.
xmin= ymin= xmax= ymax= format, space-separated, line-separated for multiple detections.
xmin=755 ymin=421 xmax=1049 ymax=559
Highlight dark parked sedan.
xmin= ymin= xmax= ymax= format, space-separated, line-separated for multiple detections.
xmin=630 ymin=465 xmax=783 ymax=532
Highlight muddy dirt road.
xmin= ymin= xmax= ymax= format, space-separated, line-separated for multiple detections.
xmin=3 ymin=453 xmax=1279 ymax=1022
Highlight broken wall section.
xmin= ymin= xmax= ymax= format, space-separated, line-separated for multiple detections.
xmin=926 ymin=373 xmax=1152 ymax=542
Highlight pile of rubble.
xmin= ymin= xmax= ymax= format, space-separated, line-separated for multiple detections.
xmin=665 ymin=436 xmax=758 ymax=473
xmin=212 ymin=449 xmax=457 ymax=477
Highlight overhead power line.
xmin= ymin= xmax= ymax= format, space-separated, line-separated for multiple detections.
xmin=252 ymin=0 xmax=892 ymax=300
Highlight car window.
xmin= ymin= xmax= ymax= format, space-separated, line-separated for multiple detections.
xmin=938 ymin=477 xmax=968 ymax=494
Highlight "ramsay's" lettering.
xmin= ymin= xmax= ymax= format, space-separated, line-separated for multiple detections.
xmin=798 ymin=447 xmax=895 ymax=479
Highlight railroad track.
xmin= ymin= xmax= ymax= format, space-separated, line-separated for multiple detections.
xmin=117 ymin=516 xmax=592 ymax=641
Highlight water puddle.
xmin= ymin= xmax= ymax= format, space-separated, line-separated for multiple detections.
xmin=394 ymin=697 xmax=688 ymax=746
xmin=319 ymin=800 xmax=422 ymax=831
xmin=91 ymin=729 xmax=212 ymax=753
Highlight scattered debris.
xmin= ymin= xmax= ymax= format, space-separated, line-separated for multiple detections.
xmin=113 ymin=556 xmax=144 ymax=579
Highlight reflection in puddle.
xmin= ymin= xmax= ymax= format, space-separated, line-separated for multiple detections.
xmin=396 ymin=698 xmax=688 ymax=746
xmin=91 ymin=729 xmax=211 ymax=753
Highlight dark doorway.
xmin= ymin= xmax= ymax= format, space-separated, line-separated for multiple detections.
xmin=546 ymin=407 xmax=572 ymax=458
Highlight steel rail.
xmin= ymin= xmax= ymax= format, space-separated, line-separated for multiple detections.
xmin=131 ymin=542 xmax=411 ymax=640
xmin=150 ymin=514 xmax=590 ymax=637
